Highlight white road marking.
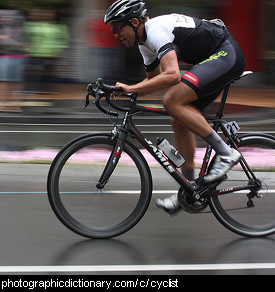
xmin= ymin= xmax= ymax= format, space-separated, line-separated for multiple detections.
xmin=0 ymin=263 xmax=275 ymax=273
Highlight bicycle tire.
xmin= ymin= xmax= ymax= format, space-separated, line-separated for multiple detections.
xmin=208 ymin=134 xmax=275 ymax=237
xmin=47 ymin=133 xmax=152 ymax=238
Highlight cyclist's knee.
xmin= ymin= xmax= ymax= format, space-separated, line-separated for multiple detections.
xmin=163 ymin=83 xmax=197 ymax=111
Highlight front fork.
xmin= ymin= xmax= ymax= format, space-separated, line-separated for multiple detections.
xmin=96 ymin=129 xmax=128 ymax=189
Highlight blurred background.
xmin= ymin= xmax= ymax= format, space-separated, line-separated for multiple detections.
xmin=0 ymin=0 xmax=274 ymax=152
xmin=0 ymin=1 xmax=274 ymax=270
xmin=0 ymin=0 xmax=274 ymax=96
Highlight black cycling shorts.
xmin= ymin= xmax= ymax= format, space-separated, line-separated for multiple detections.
xmin=181 ymin=34 xmax=246 ymax=111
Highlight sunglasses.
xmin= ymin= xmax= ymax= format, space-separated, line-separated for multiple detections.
xmin=111 ymin=23 xmax=128 ymax=34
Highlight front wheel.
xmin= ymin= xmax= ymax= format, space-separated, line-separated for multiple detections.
xmin=47 ymin=134 xmax=152 ymax=238
xmin=209 ymin=134 xmax=275 ymax=237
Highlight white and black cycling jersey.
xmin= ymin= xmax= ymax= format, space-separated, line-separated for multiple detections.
xmin=139 ymin=14 xmax=229 ymax=72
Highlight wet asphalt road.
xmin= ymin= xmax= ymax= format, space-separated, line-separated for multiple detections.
xmin=0 ymin=97 xmax=274 ymax=275
xmin=0 ymin=163 xmax=275 ymax=275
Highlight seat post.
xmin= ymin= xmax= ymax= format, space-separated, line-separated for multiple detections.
xmin=215 ymin=82 xmax=231 ymax=119
xmin=214 ymin=71 xmax=253 ymax=120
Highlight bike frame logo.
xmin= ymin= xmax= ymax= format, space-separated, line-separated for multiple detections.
xmin=145 ymin=138 xmax=175 ymax=173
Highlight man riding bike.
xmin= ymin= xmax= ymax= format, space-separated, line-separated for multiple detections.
xmin=104 ymin=0 xmax=246 ymax=214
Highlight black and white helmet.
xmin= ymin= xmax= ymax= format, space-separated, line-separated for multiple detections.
xmin=104 ymin=0 xmax=147 ymax=24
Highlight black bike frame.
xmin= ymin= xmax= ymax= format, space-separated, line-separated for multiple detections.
xmin=93 ymin=79 xmax=260 ymax=200
xmin=128 ymin=115 xmax=195 ymax=194
xmin=95 ymin=97 xmax=194 ymax=195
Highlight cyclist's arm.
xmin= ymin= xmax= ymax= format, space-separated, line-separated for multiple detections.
xmin=133 ymin=64 xmax=161 ymax=84
xmin=146 ymin=64 xmax=162 ymax=79
xmin=116 ymin=50 xmax=181 ymax=95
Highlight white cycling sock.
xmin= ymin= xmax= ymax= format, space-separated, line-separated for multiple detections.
xmin=205 ymin=130 xmax=232 ymax=156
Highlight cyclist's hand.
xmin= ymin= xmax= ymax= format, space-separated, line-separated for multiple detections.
xmin=115 ymin=82 xmax=130 ymax=94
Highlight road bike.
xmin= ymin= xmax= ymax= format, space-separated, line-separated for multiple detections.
xmin=47 ymin=71 xmax=275 ymax=238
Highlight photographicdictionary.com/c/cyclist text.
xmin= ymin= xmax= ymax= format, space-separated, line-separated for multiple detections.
xmin=0 ymin=276 xmax=183 ymax=291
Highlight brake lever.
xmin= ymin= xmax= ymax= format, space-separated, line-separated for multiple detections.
xmin=84 ymin=82 xmax=106 ymax=107
xmin=83 ymin=83 xmax=94 ymax=108
xmin=83 ymin=93 xmax=90 ymax=109
xmin=94 ymin=89 xmax=105 ymax=103
xmin=84 ymin=79 xmax=125 ymax=109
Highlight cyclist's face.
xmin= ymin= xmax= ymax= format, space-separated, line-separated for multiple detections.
xmin=111 ymin=21 xmax=136 ymax=47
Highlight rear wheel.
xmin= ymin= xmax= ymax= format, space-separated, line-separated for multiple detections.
xmin=209 ymin=134 xmax=275 ymax=237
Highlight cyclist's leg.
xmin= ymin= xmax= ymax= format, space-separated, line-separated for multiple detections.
xmin=156 ymin=119 xmax=196 ymax=215
xmin=163 ymin=83 xmax=211 ymax=138
xmin=159 ymin=82 xmax=236 ymax=213
xmin=157 ymin=35 xmax=246 ymax=213
xmin=171 ymin=118 xmax=196 ymax=180
xmin=181 ymin=36 xmax=245 ymax=183
xmin=170 ymin=85 xmax=225 ymax=181
xmin=163 ymin=82 xmax=232 ymax=157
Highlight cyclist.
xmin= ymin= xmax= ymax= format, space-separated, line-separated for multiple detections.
xmin=104 ymin=0 xmax=246 ymax=214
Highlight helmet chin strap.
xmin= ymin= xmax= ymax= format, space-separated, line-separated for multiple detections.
xmin=128 ymin=19 xmax=144 ymax=45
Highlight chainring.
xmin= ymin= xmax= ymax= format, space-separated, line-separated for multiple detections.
xmin=178 ymin=187 xmax=208 ymax=213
